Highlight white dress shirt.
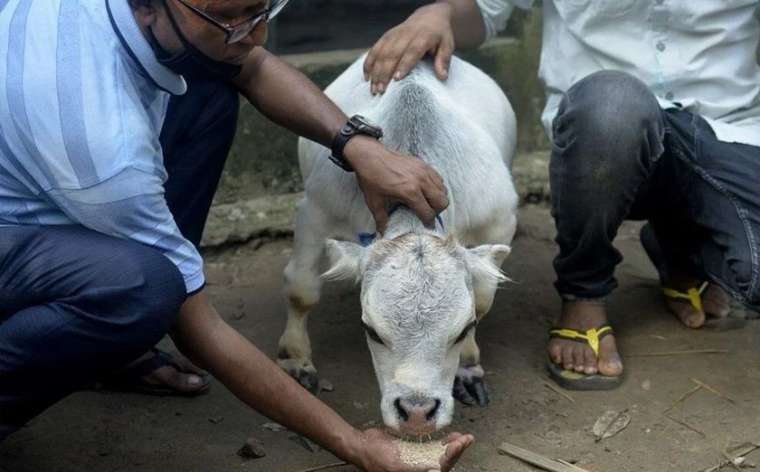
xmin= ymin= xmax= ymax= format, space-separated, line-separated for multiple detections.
xmin=476 ymin=0 xmax=760 ymax=147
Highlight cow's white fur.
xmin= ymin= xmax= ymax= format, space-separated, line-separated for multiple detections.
xmin=278 ymin=55 xmax=518 ymax=433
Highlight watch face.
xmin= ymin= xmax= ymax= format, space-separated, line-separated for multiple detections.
xmin=350 ymin=115 xmax=383 ymax=138
xmin=352 ymin=115 xmax=376 ymax=128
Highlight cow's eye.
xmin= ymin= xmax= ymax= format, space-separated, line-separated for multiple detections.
xmin=362 ymin=322 xmax=385 ymax=346
xmin=454 ymin=320 xmax=478 ymax=344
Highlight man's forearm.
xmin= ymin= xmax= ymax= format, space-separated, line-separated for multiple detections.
xmin=234 ymin=48 xmax=346 ymax=149
xmin=439 ymin=0 xmax=487 ymax=49
xmin=171 ymin=292 xmax=364 ymax=466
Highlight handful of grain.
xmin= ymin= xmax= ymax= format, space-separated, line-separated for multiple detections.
xmin=396 ymin=440 xmax=446 ymax=469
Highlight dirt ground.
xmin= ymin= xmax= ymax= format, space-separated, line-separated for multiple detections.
xmin=2 ymin=204 xmax=759 ymax=472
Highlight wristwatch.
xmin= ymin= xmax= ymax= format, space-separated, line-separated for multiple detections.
xmin=329 ymin=115 xmax=384 ymax=172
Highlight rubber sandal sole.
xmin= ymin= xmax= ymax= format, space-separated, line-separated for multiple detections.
xmin=547 ymin=361 xmax=623 ymax=391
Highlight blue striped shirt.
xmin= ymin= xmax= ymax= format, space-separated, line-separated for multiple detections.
xmin=0 ymin=0 xmax=205 ymax=293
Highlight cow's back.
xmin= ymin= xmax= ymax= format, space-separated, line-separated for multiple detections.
xmin=299 ymin=55 xmax=518 ymax=241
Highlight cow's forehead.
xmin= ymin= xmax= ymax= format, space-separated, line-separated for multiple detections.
xmin=363 ymin=238 xmax=473 ymax=332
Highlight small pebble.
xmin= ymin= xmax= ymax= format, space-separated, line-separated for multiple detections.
xmin=262 ymin=422 xmax=287 ymax=432
xmin=237 ymin=437 xmax=266 ymax=459
xmin=208 ymin=416 xmax=224 ymax=425
xmin=319 ymin=379 xmax=335 ymax=392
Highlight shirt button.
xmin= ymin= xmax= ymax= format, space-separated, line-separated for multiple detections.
xmin=656 ymin=41 xmax=666 ymax=52
xmin=665 ymin=92 xmax=674 ymax=100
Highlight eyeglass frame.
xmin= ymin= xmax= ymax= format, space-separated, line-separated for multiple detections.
xmin=171 ymin=0 xmax=289 ymax=44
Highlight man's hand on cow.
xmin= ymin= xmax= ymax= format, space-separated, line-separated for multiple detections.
xmin=356 ymin=428 xmax=474 ymax=472
xmin=363 ymin=3 xmax=455 ymax=95
xmin=344 ymin=135 xmax=449 ymax=234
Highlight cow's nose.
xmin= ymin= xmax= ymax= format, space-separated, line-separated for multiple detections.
xmin=395 ymin=396 xmax=441 ymax=424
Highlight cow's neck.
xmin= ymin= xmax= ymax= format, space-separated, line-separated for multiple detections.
xmin=383 ymin=207 xmax=446 ymax=240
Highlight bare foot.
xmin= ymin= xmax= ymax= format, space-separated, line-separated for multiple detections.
xmin=547 ymin=301 xmax=623 ymax=377
xmin=662 ymin=268 xmax=734 ymax=328
xmin=139 ymin=353 xmax=209 ymax=394
xmin=702 ymin=284 xmax=731 ymax=318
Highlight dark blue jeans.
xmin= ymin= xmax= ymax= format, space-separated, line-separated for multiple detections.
xmin=551 ymin=70 xmax=760 ymax=310
xmin=0 ymin=78 xmax=239 ymax=440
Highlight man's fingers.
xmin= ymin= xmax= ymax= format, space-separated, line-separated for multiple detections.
xmin=371 ymin=39 xmax=409 ymax=94
xmin=394 ymin=39 xmax=433 ymax=81
xmin=421 ymin=179 xmax=449 ymax=215
xmin=442 ymin=433 xmax=464 ymax=445
xmin=434 ymin=36 xmax=454 ymax=80
xmin=368 ymin=197 xmax=390 ymax=235
xmin=364 ymin=44 xmax=380 ymax=81
xmin=405 ymin=191 xmax=437 ymax=227
xmin=439 ymin=434 xmax=474 ymax=471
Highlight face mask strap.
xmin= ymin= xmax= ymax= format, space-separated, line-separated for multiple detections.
xmin=151 ymin=0 xmax=243 ymax=80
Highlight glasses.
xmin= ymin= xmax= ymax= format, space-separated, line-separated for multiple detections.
xmin=173 ymin=0 xmax=290 ymax=44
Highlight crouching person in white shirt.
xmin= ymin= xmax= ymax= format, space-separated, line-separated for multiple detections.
xmin=364 ymin=0 xmax=760 ymax=391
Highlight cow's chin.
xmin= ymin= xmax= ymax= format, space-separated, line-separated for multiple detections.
xmin=379 ymin=394 xmax=454 ymax=437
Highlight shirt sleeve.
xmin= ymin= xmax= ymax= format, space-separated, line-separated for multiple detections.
xmin=476 ymin=0 xmax=535 ymax=39
xmin=47 ymin=167 xmax=205 ymax=294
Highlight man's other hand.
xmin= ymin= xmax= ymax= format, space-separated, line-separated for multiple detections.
xmin=363 ymin=3 xmax=455 ymax=95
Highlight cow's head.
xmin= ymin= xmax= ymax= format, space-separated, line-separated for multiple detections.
xmin=323 ymin=232 xmax=510 ymax=436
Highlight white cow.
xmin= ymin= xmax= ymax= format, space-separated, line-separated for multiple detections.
xmin=277 ymin=55 xmax=518 ymax=436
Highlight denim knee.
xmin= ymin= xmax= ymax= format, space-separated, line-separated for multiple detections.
xmin=554 ymin=70 xmax=663 ymax=154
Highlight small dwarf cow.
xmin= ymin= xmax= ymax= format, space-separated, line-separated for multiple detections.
xmin=278 ymin=55 xmax=518 ymax=436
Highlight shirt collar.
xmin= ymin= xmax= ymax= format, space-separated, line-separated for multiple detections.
xmin=106 ymin=0 xmax=187 ymax=95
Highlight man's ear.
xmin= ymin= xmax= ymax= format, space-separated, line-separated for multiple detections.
xmin=465 ymin=244 xmax=512 ymax=284
xmin=322 ymin=239 xmax=370 ymax=283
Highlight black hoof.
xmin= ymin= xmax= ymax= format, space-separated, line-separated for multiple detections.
xmin=453 ymin=374 xmax=490 ymax=407
xmin=294 ymin=370 xmax=319 ymax=395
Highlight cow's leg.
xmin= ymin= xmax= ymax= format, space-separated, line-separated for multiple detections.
xmin=277 ymin=200 xmax=327 ymax=394
xmin=454 ymin=214 xmax=515 ymax=407
xmin=454 ymin=329 xmax=488 ymax=407
xmin=453 ymin=279 xmax=496 ymax=407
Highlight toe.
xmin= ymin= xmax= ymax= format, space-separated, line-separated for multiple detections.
xmin=561 ymin=347 xmax=574 ymax=371
xmin=597 ymin=337 xmax=623 ymax=377
xmin=547 ymin=341 xmax=563 ymax=365
xmin=583 ymin=347 xmax=598 ymax=375
xmin=703 ymin=285 xmax=731 ymax=318
xmin=171 ymin=355 xmax=207 ymax=376
xmin=666 ymin=299 xmax=706 ymax=328
xmin=572 ymin=347 xmax=585 ymax=373
xmin=148 ymin=365 xmax=209 ymax=394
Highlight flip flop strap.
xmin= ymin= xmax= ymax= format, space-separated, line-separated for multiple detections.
xmin=549 ymin=325 xmax=614 ymax=358
xmin=663 ymin=281 xmax=709 ymax=313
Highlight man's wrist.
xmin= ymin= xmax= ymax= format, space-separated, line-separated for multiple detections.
xmin=340 ymin=428 xmax=368 ymax=468
xmin=342 ymin=135 xmax=379 ymax=171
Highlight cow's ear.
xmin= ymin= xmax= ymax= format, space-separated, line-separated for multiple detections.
xmin=322 ymin=239 xmax=369 ymax=283
xmin=465 ymin=244 xmax=511 ymax=284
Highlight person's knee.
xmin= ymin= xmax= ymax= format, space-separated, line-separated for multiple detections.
xmin=130 ymin=247 xmax=186 ymax=327
xmin=555 ymin=70 xmax=661 ymax=149
xmin=107 ymin=243 xmax=186 ymax=340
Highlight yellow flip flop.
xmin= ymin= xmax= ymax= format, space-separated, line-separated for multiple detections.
xmin=662 ymin=281 xmax=709 ymax=312
xmin=547 ymin=325 xmax=622 ymax=391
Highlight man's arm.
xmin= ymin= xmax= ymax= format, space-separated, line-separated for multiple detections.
xmin=171 ymin=291 xmax=473 ymax=472
xmin=232 ymin=48 xmax=448 ymax=234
